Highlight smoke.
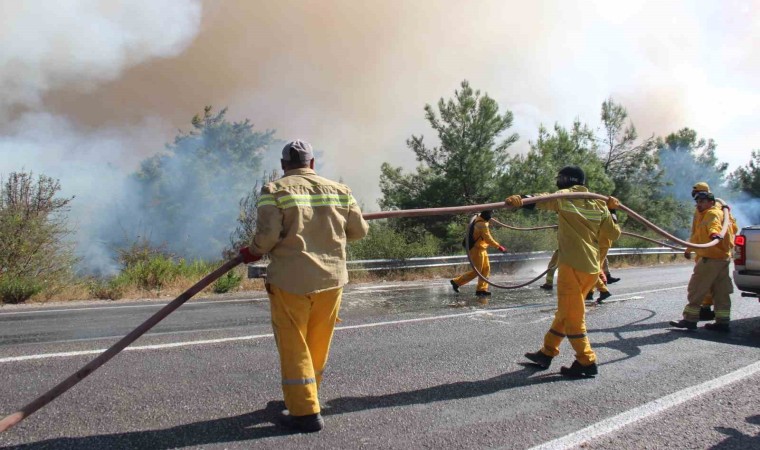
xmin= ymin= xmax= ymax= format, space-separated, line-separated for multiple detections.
xmin=1 ymin=0 xmax=759 ymax=273
xmin=0 ymin=0 xmax=203 ymax=273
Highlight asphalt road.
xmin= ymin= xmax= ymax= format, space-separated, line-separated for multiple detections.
xmin=0 ymin=263 xmax=758 ymax=449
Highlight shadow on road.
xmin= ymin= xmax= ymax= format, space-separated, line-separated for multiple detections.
xmin=0 ymin=400 xmax=291 ymax=450
xmin=710 ymin=414 xmax=760 ymax=449
xmin=323 ymin=365 xmax=563 ymax=416
xmin=590 ymin=311 xmax=760 ymax=367
xmin=1 ymin=366 xmax=563 ymax=449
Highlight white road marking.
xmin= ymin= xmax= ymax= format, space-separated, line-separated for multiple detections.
xmin=529 ymin=360 xmax=760 ymax=450
xmin=0 ymin=284 xmax=689 ymax=363
xmin=0 ymin=310 xmax=493 ymax=363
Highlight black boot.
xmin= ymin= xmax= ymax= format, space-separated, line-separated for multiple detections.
xmin=669 ymin=319 xmax=697 ymax=330
xmin=597 ymin=291 xmax=612 ymax=304
xmin=704 ymin=322 xmax=730 ymax=332
xmin=699 ymin=307 xmax=715 ymax=321
xmin=449 ymin=280 xmax=459 ymax=293
xmin=605 ymin=272 xmax=621 ymax=284
xmin=585 ymin=291 xmax=594 ymax=301
xmin=560 ymin=360 xmax=598 ymax=378
xmin=475 ymin=290 xmax=491 ymax=297
xmin=539 ymin=283 xmax=553 ymax=290
xmin=280 ymin=412 xmax=324 ymax=433
xmin=524 ymin=351 xmax=553 ymax=369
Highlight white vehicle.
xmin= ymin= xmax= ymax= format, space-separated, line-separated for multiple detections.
xmin=733 ymin=225 xmax=760 ymax=300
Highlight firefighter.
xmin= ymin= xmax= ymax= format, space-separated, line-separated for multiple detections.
xmin=239 ymin=139 xmax=369 ymax=432
xmin=450 ymin=210 xmax=507 ymax=297
xmin=688 ymin=182 xmax=738 ymax=320
xmin=671 ymin=191 xmax=738 ymax=331
xmin=505 ymin=166 xmax=621 ymax=377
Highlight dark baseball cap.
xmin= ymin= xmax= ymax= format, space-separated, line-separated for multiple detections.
xmin=281 ymin=140 xmax=314 ymax=162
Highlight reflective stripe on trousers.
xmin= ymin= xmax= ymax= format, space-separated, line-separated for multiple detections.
xmin=267 ymin=283 xmax=343 ymax=416
xmin=541 ymin=263 xmax=599 ymax=365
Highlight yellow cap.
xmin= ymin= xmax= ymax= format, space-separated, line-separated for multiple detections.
xmin=692 ymin=182 xmax=710 ymax=192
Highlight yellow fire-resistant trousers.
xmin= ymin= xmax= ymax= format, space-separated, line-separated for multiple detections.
xmin=267 ymin=283 xmax=343 ymax=416
xmin=452 ymin=247 xmax=491 ymax=292
xmin=541 ymin=263 xmax=599 ymax=365
xmin=683 ymin=259 xmax=732 ymax=324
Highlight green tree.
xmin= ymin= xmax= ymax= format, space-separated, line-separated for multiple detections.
xmin=128 ymin=106 xmax=278 ymax=260
xmin=728 ymin=150 xmax=760 ymax=197
xmin=0 ymin=172 xmax=77 ymax=302
xmin=379 ymin=80 xmax=518 ymax=239
xmin=596 ymin=98 xmax=681 ymax=232
xmin=501 ymin=120 xmax=612 ymax=195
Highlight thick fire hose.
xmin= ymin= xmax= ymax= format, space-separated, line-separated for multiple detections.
xmin=0 ymin=256 xmax=243 ymax=432
xmin=0 ymin=191 xmax=728 ymax=432
xmin=489 ymin=219 xmax=687 ymax=250
xmin=367 ymin=192 xmax=730 ymax=289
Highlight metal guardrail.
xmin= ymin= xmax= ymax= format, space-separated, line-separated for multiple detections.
xmin=248 ymin=247 xmax=681 ymax=277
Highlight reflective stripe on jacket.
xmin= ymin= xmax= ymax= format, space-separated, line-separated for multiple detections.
xmin=251 ymin=168 xmax=369 ymax=294
xmin=535 ymin=185 xmax=621 ymax=274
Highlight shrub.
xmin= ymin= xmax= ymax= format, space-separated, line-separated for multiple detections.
xmin=213 ymin=270 xmax=242 ymax=293
xmin=347 ymin=222 xmax=441 ymax=260
xmin=88 ymin=278 xmax=126 ymax=300
xmin=0 ymin=276 xmax=43 ymax=304
xmin=0 ymin=172 xmax=77 ymax=295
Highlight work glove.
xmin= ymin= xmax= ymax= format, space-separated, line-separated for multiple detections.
xmin=709 ymin=233 xmax=723 ymax=241
xmin=505 ymin=195 xmax=523 ymax=208
xmin=606 ymin=196 xmax=621 ymax=210
xmin=497 ymin=245 xmax=507 ymax=253
xmin=239 ymin=246 xmax=262 ymax=263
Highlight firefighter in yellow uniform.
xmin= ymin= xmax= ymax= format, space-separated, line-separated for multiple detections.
xmin=239 ymin=140 xmax=369 ymax=432
xmin=688 ymin=182 xmax=739 ymax=321
xmin=670 ymin=191 xmax=738 ymax=331
xmin=450 ymin=210 xmax=507 ymax=297
xmin=506 ymin=166 xmax=621 ymax=377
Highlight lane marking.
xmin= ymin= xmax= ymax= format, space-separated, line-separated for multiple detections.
xmin=0 ymin=284 xmax=690 ymax=363
xmin=0 ymin=310 xmax=495 ymax=363
xmin=529 ymin=360 xmax=760 ymax=450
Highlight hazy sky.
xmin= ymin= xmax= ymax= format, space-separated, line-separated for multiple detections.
xmin=1 ymin=0 xmax=757 ymax=211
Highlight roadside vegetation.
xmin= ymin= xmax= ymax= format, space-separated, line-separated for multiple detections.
xmin=1 ymin=85 xmax=758 ymax=304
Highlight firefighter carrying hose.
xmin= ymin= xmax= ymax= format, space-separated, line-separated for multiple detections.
xmin=238 ymin=140 xmax=369 ymax=432
xmin=450 ymin=210 xmax=507 ymax=297
xmin=670 ymin=191 xmax=738 ymax=331
xmin=688 ymin=182 xmax=739 ymax=321
xmin=505 ymin=166 xmax=621 ymax=378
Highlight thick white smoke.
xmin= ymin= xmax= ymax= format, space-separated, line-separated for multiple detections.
xmin=0 ymin=0 xmax=202 ymax=111
xmin=0 ymin=0 xmax=203 ymax=273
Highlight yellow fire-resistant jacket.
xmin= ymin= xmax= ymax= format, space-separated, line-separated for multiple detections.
xmin=534 ymin=185 xmax=621 ymax=274
xmin=688 ymin=205 xmax=738 ymax=260
xmin=690 ymin=201 xmax=739 ymax=258
xmin=471 ymin=216 xmax=501 ymax=250
xmin=251 ymin=168 xmax=369 ymax=294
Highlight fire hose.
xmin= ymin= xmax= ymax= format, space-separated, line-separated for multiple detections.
xmin=0 ymin=191 xmax=729 ymax=432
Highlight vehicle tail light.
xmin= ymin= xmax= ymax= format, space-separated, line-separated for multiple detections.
xmin=734 ymin=235 xmax=746 ymax=266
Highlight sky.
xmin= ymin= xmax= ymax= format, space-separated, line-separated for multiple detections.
xmin=0 ymin=0 xmax=757 ymax=265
